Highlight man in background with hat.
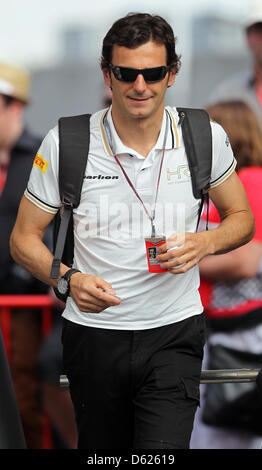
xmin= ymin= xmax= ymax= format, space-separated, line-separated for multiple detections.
xmin=0 ymin=62 xmax=78 ymax=449
xmin=208 ymin=0 xmax=262 ymax=128
xmin=0 ymin=61 xmax=47 ymax=448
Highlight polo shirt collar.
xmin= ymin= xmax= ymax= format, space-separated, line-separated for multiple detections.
xmin=100 ymin=105 xmax=180 ymax=157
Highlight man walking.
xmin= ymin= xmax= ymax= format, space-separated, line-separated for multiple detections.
xmin=10 ymin=13 xmax=255 ymax=449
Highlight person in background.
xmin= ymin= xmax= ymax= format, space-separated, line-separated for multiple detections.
xmin=191 ymin=100 xmax=262 ymax=449
xmin=0 ymin=61 xmax=46 ymax=448
xmin=0 ymin=62 xmax=77 ymax=448
xmin=208 ymin=0 xmax=262 ymax=129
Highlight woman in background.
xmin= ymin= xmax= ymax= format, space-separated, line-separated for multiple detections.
xmin=191 ymin=100 xmax=262 ymax=449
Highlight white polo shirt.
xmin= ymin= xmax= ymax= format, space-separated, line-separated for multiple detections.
xmin=25 ymin=106 xmax=236 ymax=330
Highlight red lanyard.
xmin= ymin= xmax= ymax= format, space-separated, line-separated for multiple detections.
xmin=114 ymin=147 xmax=166 ymax=237
xmin=104 ymin=109 xmax=169 ymax=237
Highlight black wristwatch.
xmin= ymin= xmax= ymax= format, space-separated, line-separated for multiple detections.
xmin=57 ymin=268 xmax=81 ymax=299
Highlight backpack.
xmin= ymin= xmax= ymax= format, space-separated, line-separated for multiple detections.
xmin=50 ymin=108 xmax=212 ymax=298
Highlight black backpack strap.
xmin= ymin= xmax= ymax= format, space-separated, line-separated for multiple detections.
xmin=196 ymin=191 xmax=209 ymax=232
xmin=50 ymin=113 xmax=91 ymax=279
xmin=177 ymin=107 xmax=212 ymax=231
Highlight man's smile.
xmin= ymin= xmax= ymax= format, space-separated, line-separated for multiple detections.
xmin=127 ymin=96 xmax=152 ymax=102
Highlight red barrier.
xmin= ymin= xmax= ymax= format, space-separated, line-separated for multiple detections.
xmin=0 ymin=295 xmax=55 ymax=449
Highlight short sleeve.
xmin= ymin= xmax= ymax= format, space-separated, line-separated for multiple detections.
xmin=24 ymin=127 xmax=61 ymax=214
xmin=209 ymin=122 xmax=237 ymax=189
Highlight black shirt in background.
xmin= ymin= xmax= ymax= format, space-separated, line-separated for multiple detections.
xmin=0 ymin=128 xmax=51 ymax=294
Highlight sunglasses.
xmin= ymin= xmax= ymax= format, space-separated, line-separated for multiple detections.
xmin=109 ymin=65 xmax=172 ymax=83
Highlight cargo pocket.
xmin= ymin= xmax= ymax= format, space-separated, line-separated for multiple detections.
xmin=181 ymin=377 xmax=200 ymax=407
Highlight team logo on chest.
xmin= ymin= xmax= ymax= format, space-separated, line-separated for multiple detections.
xmin=84 ymin=174 xmax=119 ymax=180
xmin=166 ymin=165 xmax=190 ymax=183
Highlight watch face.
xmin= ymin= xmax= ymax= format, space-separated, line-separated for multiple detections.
xmin=57 ymin=277 xmax=68 ymax=295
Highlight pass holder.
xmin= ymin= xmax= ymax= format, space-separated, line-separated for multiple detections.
xmin=145 ymin=235 xmax=167 ymax=273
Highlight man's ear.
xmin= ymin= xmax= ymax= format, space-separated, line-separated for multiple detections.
xmin=103 ymin=67 xmax=112 ymax=88
xmin=167 ymin=67 xmax=176 ymax=88
xmin=11 ymin=100 xmax=24 ymax=119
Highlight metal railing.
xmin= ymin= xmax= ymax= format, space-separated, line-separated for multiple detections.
xmin=59 ymin=368 xmax=261 ymax=387
xmin=200 ymin=368 xmax=260 ymax=383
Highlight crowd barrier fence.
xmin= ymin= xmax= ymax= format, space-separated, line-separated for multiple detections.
xmin=60 ymin=369 xmax=261 ymax=387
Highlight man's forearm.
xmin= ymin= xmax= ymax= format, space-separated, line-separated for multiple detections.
xmin=203 ymin=209 xmax=255 ymax=257
xmin=205 ymin=171 xmax=255 ymax=256
xmin=10 ymin=232 xmax=69 ymax=287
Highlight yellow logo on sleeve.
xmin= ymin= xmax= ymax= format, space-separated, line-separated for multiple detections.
xmin=33 ymin=153 xmax=48 ymax=174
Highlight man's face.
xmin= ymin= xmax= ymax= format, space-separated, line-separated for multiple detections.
xmin=103 ymin=40 xmax=176 ymax=122
xmin=0 ymin=94 xmax=23 ymax=150
xmin=247 ymin=23 xmax=262 ymax=65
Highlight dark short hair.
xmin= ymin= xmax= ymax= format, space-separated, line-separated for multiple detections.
xmin=101 ymin=13 xmax=181 ymax=74
xmin=246 ymin=22 xmax=262 ymax=34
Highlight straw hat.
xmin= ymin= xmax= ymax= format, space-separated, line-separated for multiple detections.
xmin=245 ymin=1 xmax=262 ymax=30
xmin=0 ymin=62 xmax=30 ymax=105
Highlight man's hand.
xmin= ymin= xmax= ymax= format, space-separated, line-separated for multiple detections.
xmin=69 ymin=272 xmax=121 ymax=313
xmin=157 ymin=172 xmax=255 ymax=275
xmin=156 ymin=231 xmax=210 ymax=274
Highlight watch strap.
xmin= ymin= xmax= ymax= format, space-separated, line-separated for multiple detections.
xmin=62 ymin=268 xmax=81 ymax=283
xmin=54 ymin=268 xmax=81 ymax=303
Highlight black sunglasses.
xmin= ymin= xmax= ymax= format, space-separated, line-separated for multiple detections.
xmin=109 ymin=65 xmax=172 ymax=83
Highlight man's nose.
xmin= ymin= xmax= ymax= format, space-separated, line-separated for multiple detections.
xmin=133 ymin=73 xmax=147 ymax=93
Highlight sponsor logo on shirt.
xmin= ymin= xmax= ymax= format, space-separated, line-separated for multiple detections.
xmin=166 ymin=165 xmax=190 ymax=183
xmin=33 ymin=153 xmax=48 ymax=174
xmin=84 ymin=174 xmax=119 ymax=180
